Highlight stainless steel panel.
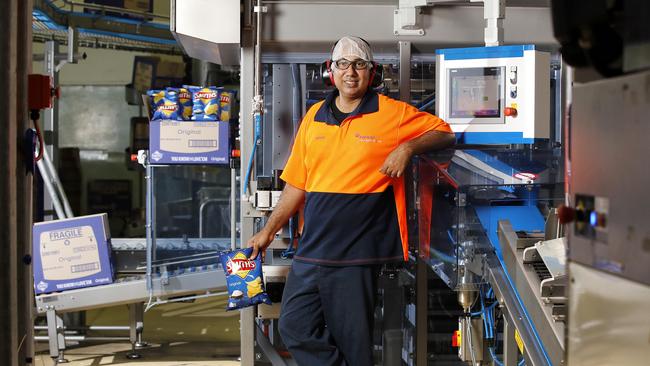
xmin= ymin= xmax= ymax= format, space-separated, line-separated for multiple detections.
xmin=569 ymin=71 xmax=650 ymax=286
xmin=261 ymin=4 xmax=557 ymax=52
xmin=58 ymin=86 xmax=140 ymax=153
xmin=567 ymin=262 xmax=650 ymax=366
xmin=171 ymin=0 xmax=240 ymax=65
xmin=497 ymin=221 xmax=564 ymax=366
xmin=270 ymin=64 xmax=294 ymax=172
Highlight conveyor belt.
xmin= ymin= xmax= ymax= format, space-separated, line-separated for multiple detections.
xmin=35 ymin=263 xmax=227 ymax=314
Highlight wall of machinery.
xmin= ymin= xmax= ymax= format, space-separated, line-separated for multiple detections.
xmin=27 ymin=1 xmax=650 ymax=366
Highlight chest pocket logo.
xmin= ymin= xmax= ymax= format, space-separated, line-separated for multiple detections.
xmin=354 ymin=132 xmax=383 ymax=144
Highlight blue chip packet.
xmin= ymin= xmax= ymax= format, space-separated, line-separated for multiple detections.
xmin=151 ymin=90 xmax=181 ymax=120
xmin=146 ymin=89 xmax=165 ymax=118
xmin=221 ymin=248 xmax=272 ymax=310
xmin=188 ymin=86 xmax=220 ymax=121
xmin=217 ymin=88 xmax=235 ymax=122
xmin=167 ymin=87 xmax=192 ymax=121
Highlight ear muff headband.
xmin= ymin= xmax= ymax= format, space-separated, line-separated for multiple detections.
xmin=323 ymin=37 xmax=382 ymax=88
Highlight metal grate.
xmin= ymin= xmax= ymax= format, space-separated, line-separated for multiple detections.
xmin=531 ymin=261 xmax=552 ymax=281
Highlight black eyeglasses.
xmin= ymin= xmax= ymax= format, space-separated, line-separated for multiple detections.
xmin=334 ymin=59 xmax=372 ymax=71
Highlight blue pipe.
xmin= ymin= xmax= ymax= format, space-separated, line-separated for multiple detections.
xmin=418 ymin=97 xmax=436 ymax=112
xmin=244 ymin=113 xmax=262 ymax=196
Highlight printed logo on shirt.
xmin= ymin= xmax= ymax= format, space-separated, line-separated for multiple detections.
xmin=354 ymin=133 xmax=382 ymax=143
xmin=314 ymin=135 xmax=326 ymax=141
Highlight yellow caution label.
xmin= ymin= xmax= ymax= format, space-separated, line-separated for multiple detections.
xmin=514 ymin=329 xmax=525 ymax=354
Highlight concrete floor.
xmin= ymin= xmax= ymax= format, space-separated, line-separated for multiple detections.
xmin=34 ymin=295 xmax=243 ymax=365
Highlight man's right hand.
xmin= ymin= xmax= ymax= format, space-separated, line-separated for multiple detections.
xmin=247 ymin=229 xmax=275 ymax=260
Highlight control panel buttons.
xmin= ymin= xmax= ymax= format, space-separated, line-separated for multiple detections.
xmin=504 ymin=107 xmax=518 ymax=117
xmin=509 ymin=66 xmax=517 ymax=84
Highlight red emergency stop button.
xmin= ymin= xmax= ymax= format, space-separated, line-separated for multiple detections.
xmin=452 ymin=330 xmax=461 ymax=347
xmin=504 ymin=107 xmax=517 ymax=117
xmin=557 ymin=205 xmax=576 ymax=224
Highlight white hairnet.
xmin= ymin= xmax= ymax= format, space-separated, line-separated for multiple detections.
xmin=332 ymin=36 xmax=373 ymax=61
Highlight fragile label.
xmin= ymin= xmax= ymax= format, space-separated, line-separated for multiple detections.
xmin=39 ymin=225 xmax=101 ymax=281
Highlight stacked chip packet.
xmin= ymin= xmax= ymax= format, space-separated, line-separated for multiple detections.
xmin=147 ymin=86 xmax=236 ymax=122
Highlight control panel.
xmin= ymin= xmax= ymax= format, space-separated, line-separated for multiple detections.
xmin=436 ymin=45 xmax=550 ymax=144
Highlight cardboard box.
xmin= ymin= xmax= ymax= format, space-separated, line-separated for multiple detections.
xmin=155 ymin=60 xmax=185 ymax=79
xmin=33 ymin=214 xmax=114 ymax=295
xmin=149 ymin=121 xmax=230 ymax=165
xmin=123 ymin=0 xmax=150 ymax=12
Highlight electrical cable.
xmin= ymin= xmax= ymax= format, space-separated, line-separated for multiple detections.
xmin=415 ymin=93 xmax=435 ymax=109
xmin=243 ymin=113 xmax=262 ymax=196
xmin=483 ymin=282 xmax=526 ymax=366
xmin=466 ymin=315 xmax=478 ymax=366
xmin=489 ymin=347 xmax=505 ymax=366
xmin=418 ymin=97 xmax=436 ymax=112
xmin=30 ymin=110 xmax=44 ymax=162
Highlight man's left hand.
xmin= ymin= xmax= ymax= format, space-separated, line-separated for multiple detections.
xmin=379 ymin=144 xmax=413 ymax=178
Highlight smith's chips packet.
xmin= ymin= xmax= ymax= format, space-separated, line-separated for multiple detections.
xmin=151 ymin=90 xmax=181 ymax=121
xmin=168 ymin=87 xmax=192 ymax=120
xmin=218 ymin=89 xmax=235 ymax=122
xmin=221 ymin=248 xmax=272 ymax=310
xmin=146 ymin=89 xmax=165 ymax=118
xmin=188 ymin=86 xmax=220 ymax=121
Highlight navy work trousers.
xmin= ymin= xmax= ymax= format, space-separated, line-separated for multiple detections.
xmin=278 ymin=261 xmax=379 ymax=366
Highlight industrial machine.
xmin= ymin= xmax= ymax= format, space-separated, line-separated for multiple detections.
xmin=31 ymin=1 xmax=600 ymax=366
xmin=34 ymin=159 xmax=236 ymax=362
xmin=436 ymin=45 xmax=550 ymax=144
xmin=551 ymin=1 xmax=650 ymax=364
xmin=412 ymin=146 xmax=566 ymax=366
xmin=562 ymin=58 xmax=650 ymax=366
xmin=405 ymin=37 xmax=569 ymax=366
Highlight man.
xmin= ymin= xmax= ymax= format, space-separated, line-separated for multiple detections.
xmin=247 ymin=36 xmax=454 ymax=365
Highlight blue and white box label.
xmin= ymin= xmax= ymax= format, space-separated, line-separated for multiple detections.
xmin=149 ymin=121 xmax=230 ymax=165
xmin=33 ymin=213 xmax=114 ymax=294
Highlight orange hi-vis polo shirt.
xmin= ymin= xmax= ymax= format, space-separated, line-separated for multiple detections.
xmin=280 ymin=90 xmax=452 ymax=265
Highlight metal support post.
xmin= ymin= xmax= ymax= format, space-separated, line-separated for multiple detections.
xmin=415 ymin=258 xmax=429 ymax=365
xmin=381 ymin=269 xmax=403 ymax=365
xmin=503 ymin=313 xmax=519 ymax=366
xmin=399 ymin=41 xmax=411 ymax=102
xmin=42 ymin=41 xmax=60 ymax=221
xmin=46 ymin=308 xmax=68 ymax=363
xmin=240 ymin=0 xmax=257 ymax=363
xmin=130 ymin=303 xmax=147 ymax=347
xmin=126 ymin=303 xmax=144 ymax=359
xmin=145 ymin=159 xmax=155 ymax=298
xmin=255 ymin=324 xmax=289 ymax=366
xmin=231 ymin=168 xmax=237 ymax=251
